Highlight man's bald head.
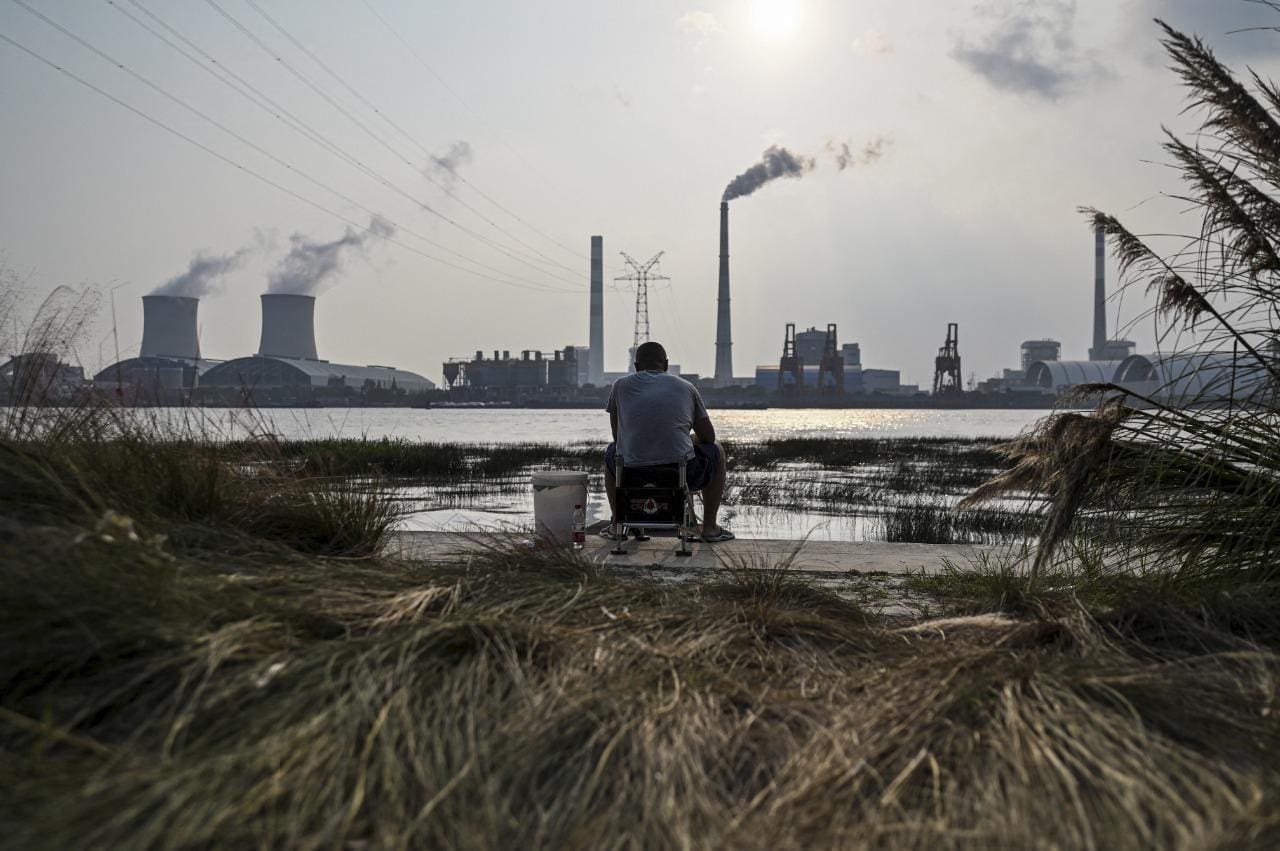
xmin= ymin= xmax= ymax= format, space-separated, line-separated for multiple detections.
xmin=634 ymin=341 xmax=668 ymax=372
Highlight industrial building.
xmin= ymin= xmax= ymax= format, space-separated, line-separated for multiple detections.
xmin=752 ymin=323 xmax=919 ymax=396
xmin=94 ymin=291 xmax=432 ymax=405
xmin=978 ymin=227 xmax=1145 ymax=398
xmin=442 ymin=347 xmax=582 ymax=400
xmin=976 ymin=225 xmax=1278 ymax=406
xmin=2 ymin=352 xmax=85 ymax=404
xmin=1114 ymin=352 xmax=1273 ymax=405
xmin=1020 ymin=340 xmax=1061 ymax=372
xmin=92 ymin=295 xmax=220 ymax=403
xmin=1024 ymin=360 xmax=1121 ymax=393
xmin=200 ymin=294 xmax=433 ymax=402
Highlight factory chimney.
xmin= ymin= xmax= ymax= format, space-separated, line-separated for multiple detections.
xmin=589 ymin=236 xmax=604 ymax=385
xmin=714 ymin=201 xmax=733 ymax=385
xmin=139 ymin=295 xmax=201 ymax=360
xmin=1089 ymin=224 xmax=1106 ymax=360
xmin=258 ymin=293 xmax=319 ymax=361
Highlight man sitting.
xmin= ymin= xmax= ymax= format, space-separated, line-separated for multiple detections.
xmin=604 ymin=341 xmax=733 ymax=542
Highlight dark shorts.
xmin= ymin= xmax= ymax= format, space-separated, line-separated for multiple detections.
xmin=605 ymin=442 xmax=720 ymax=492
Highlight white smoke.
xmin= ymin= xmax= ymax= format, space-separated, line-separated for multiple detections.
xmin=267 ymin=217 xmax=395 ymax=295
xmin=151 ymin=248 xmax=249 ymax=298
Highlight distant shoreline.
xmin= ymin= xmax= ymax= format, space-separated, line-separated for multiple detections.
xmin=81 ymin=396 xmax=1060 ymax=411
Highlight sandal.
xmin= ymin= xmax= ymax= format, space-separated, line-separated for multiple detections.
xmin=699 ymin=528 xmax=736 ymax=543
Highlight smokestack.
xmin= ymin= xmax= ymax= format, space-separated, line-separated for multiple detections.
xmin=1091 ymin=224 xmax=1106 ymax=359
xmin=714 ymin=201 xmax=733 ymax=385
xmin=139 ymin=295 xmax=201 ymax=360
xmin=589 ymin=236 xmax=604 ymax=384
xmin=258 ymin=293 xmax=319 ymax=360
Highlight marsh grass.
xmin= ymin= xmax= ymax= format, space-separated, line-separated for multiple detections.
xmin=4 ymin=524 xmax=1280 ymax=849
xmin=727 ymin=436 xmax=1006 ymax=470
xmin=871 ymin=499 xmax=1040 ymax=545
xmin=261 ymin=437 xmax=600 ymax=478
xmin=4 ymin=313 xmax=1280 ymax=846
xmin=0 ymin=403 xmax=402 ymax=557
xmin=272 ymin=435 xmax=1027 ymax=544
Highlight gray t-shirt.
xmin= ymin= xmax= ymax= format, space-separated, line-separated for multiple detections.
xmin=606 ymin=371 xmax=709 ymax=465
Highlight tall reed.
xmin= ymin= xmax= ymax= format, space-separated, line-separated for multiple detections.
xmin=965 ymin=21 xmax=1280 ymax=584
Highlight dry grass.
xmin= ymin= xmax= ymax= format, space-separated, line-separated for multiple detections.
xmin=3 ymin=526 xmax=1279 ymax=850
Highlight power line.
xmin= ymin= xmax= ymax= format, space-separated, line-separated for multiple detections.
xmin=203 ymin=0 xmax=581 ymax=280
xmin=114 ymin=1 xmax=375 ymax=180
xmin=116 ymin=0 xmax=576 ymax=289
xmin=14 ymin=0 xmax=575 ymax=293
xmin=357 ymin=0 xmax=588 ymax=261
xmin=245 ymin=0 xmax=583 ymax=276
xmin=0 ymin=29 xmax=576 ymax=295
xmin=245 ymin=0 xmax=584 ymax=276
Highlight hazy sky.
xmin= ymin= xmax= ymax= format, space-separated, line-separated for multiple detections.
xmin=3 ymin=0 xmax=1279 ymax=385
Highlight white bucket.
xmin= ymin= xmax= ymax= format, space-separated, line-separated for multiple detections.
xmin=532 ymin=471 xmax=589 ymax=545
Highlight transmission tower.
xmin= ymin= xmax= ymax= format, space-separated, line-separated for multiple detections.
xmin=615 ymin=251 xmax=668 ymax=367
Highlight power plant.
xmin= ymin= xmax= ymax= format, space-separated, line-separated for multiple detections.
xmin=95 ymin=290 xmax=433 ymax=405
xmin=92 ymin=294 xmax=218 ymax=400
xmin=79 ymin=203 xmax=1271 ymax=411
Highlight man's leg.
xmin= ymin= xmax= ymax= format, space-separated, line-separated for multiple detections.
xmin=699 ymin=442 xmax=727 ymax=537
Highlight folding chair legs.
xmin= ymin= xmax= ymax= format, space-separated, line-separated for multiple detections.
xmin=610 ymin=520 xmax=627 ymax=556
xmin=675 ymin=493 xmax=695 ymax=557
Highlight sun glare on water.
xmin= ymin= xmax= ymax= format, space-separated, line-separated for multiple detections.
xmin=750 ymin=0 xmax=801 ymax=40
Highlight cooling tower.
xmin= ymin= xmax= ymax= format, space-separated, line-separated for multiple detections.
xmin=714 ymin=201 xmax=733 ymax=385
xmin=589 ymin=236 xmax=604 ymax=385
xmin=258 ymin=293 xmax=318 ymax=360
xmin=1090 ymin=224 xmax=1107 ymax=360
xmin=139 ymin=295 xmax=201 ymax=360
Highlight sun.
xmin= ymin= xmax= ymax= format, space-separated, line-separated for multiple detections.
xmin=750 ymin=0 xmax=801 ymax=40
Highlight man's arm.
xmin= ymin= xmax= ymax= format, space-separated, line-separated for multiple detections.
xmin=693 ymin=414 xmax=715 ymax=445
xmin=605 ymin=381 xmax=619 ymax=441
xmin=690 ymin=384 xmax=714 ymax=445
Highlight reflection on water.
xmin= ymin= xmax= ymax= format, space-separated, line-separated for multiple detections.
xmin=392 ymin=460 xmax=1037 ymax=543
xmin=130 ymin=406 xmax=1050 ymax=444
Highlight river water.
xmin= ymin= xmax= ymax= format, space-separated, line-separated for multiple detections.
xmin=173 ymin=407 xmax=1048 ymax=444
xmin=101 ymin=407 xmax=1048 ymax=539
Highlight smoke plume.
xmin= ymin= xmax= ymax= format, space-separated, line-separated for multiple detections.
xmin=825 ymin=135 xmax=891 ymax=170
xmin=151 ymin=248 xmax=249 ymax=298
xmin=722 ymin=145 xmax=816 ymax=202
xmin=429 ymin=140 xmax=473 ymax=189
xmin=267 ymin=217 xmax=395 ymax=295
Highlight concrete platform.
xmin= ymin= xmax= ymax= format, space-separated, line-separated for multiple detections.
xmin=389 ymin=531 xmax=1006 ymax=575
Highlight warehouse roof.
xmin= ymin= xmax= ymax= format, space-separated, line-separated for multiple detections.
xmin=1115 ymin=352 xmax=1272 ymax=402
xmin=92 ymin=356 xmax=222 ymax=383
xmin=200 ymin=355 xmax=434 ymax=392
xmin=1025 ymin=360 xmax=1123 ymax=389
